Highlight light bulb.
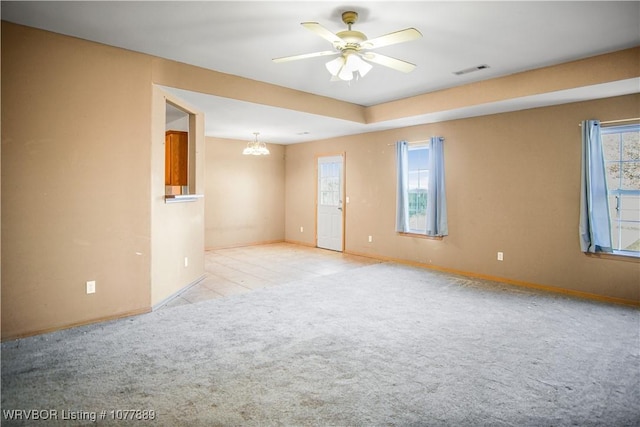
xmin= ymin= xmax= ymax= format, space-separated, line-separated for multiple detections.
xmin=355 ymin=56 xmax=373 ymax=77
xmin=325 ymin=56 xmax=344 ymax=76
xmin=343 ymin=54 xmax=359 ymax=72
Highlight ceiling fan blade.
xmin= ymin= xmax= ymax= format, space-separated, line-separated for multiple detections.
xmin=272 ymin=50 xmax=338 ymax=63
xmin=362 ymin=28 xmax=422 ymax=49
xmin=362 ymin=52 xmax=417 ymax=73
xmin=301 ymin=22 xmax=345 ymax=47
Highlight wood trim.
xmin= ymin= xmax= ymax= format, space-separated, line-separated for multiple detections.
xmin=345 ymin=249 xmax=640 ymax=308
xmin=1 ymin=307 xmax=152 ymax=342
xmin=152 ymin=274 xmax=207 ymax=310
xmin=585 ymin=252 xmax=640 ymax=263
xmin=284 ymin=239 xmax=316 ymax=248
xmin=397 ymin=232 xmax=444 ymax=241
xmin=204 ymin=239 xmax=285 ymax=251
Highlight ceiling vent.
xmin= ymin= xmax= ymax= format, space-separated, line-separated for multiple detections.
xmin=453 ymin=64 xmax=490 ymax=76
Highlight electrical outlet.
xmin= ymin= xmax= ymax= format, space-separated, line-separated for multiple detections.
xmin=497 ymin=252 xmax=504 ymax=261
xmin=300 ymin=226 xmax=304 ymax=233
xmin=86 ymin=280 xmax=96 ymax=294
xmin=368 ymin=235 xmax=373 ymax=243
xmin=184 ymin=257 xmax=189 ymax=267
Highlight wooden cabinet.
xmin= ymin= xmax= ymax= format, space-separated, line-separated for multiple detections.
xmin=165 ymin=130 xmax=188 ymax=186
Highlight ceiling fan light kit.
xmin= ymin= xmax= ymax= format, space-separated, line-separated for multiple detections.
xmin=326 ymin=51 xmax=373 ymax=81
xmin=273 ymin=11 xmax=422 ymax=82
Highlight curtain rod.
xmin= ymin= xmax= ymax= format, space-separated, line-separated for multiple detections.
xmin=578 ymin=118 xmax=640 ymax=126
xmin=386 ymin=139 xmax=439 ymax=146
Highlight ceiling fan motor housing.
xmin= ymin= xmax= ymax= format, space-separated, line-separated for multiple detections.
xmin=341 ymin=11 xmax=358 ymax=25
xmin=337 ymin=11 xmax=366 ymax=48
xmin=336 ymin=30 xmax=367 ymax=46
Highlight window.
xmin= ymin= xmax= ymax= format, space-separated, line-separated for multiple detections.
xmin=601 ymin=124 xmax=640 ymax=256
xmin=407 ymin=144 xmax=429 ymax=233
xmin=396 ymin=138 xmax=447 ymax=237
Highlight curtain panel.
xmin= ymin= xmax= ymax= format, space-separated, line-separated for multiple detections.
xmin=579 ymin=120 xmax=613 ymax=253
xmin=395 ymin=141 xmax=410 ymax=233
xmin=426 ymin=137 xmax=448 ymax=237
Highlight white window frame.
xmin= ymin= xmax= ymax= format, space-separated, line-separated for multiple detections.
xmin=601 ymin=123 xmax=640 ymax=258
xmin=406 ymin=143 xmax=430 ymax=234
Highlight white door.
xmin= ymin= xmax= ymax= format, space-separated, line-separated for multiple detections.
xmin=317 ymin=155 xmax=344 ymax=252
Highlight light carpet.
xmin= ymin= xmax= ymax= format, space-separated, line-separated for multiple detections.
xmin=2 ymin=262 xmax=639 ymax=426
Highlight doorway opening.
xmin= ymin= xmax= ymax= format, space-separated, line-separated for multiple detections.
xmin=165 ymin=102 xmax=196 ymax=196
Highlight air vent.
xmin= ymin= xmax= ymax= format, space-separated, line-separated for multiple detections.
xmin=453 ymin=64 xmax=490 ymax=76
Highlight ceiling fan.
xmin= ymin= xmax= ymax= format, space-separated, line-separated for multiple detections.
xmin=273 ymin=11 xmax=422 ymax=82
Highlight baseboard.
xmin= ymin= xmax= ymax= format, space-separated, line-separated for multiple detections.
xmin=152 ymin=274 xmax=207 ymax=310
xmin=205 ymin=239 xmax=285 ymax=251
xmin=205 ymin=239 xmax=316 ymax=251
xmin=283 ymin=239 xmax=316 ymax=248
xmin=1 ymin=307 xmax=152 ymax=342
xmin=3 ymin=274 xmax=209 ymax=341
xmin=345 ymin=250 xmax=640 ymax=308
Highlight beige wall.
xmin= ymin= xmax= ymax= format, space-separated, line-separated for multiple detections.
xmin=1 ymin=23 xmax=208 ymax=338
xmin=366 ymin=47 xmax=640 ymax=123
xmin=1 ymin=21 xmax=637 ymax=339
xmin=150 ymin=88 xmax=206 ymax=307
xmin=204 ymin=138 xmax=285 ymax=249
xmin=285 ymin=94 xmax=640 ymax=304
xmin=150 ymin=58 xmax=366 ymax=124
xmin=1 ymin=23 xmax=153 ymax=338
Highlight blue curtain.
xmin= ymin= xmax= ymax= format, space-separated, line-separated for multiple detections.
xmin=426 ymin=137 xmax=448 ymax=236
xmin=579 ymin=120 xmax=612 ymax=253
xmin=395 ymin=141 xmax=409 ymax=232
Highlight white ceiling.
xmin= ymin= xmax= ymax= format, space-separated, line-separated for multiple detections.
xmin=2 ymin=1 xmax=639 ymax=144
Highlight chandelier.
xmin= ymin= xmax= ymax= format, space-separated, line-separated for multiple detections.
xmin=243 ymin=132 xmax=270 ymax=156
